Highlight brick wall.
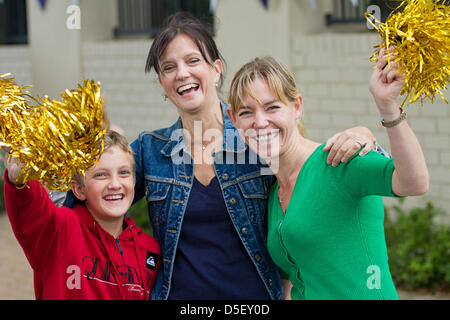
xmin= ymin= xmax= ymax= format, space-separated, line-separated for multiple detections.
xmin=82 ymin=40 xmax=179 ymax=142
xmin=0 ymin=45 xmax=32 ymax=86
xmin=292 ymin=34 xmax=450 ymax=220
xmin=2 ymin=39 xmax=448 ymax=220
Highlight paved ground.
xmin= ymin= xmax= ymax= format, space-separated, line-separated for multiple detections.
xmin=0 ymin=213 xmax=448 ymax=300
xmin=0 ymin=213 xmax=34 ymax=299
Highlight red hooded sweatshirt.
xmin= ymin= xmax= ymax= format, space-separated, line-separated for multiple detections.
xmin=4 ymin=173 xmax=160 ymax=300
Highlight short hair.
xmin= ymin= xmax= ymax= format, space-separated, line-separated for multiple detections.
xmin=228 ymin=56 xmax=305 ymax=136
xmin=72 ymin=130 xmax=135 ymax=186
xmin=145 ymin=12 xmax=226 ymax=89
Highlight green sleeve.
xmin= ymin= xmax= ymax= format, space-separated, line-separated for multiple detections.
xmin=336 ymin=150 xmax=396 ymax=198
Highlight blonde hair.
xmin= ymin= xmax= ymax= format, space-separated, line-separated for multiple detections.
xmin=228 ymin=56 xmax=305 ymax=136
xmin=72 ymin=130 xmax=135 ymax=186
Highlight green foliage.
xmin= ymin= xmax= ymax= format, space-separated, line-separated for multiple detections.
xmin=129 ymin=197 xmax=152 ymax=236
xmin=384 ymin=199 xmax=450 ymax=291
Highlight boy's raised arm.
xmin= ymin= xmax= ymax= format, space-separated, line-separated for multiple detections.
xmin=3 ymin=153 xmax=74 ymax=270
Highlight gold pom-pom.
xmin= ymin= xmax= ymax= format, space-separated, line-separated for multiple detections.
xmin=0 ymin=74 xmax=33 ymax=146
xmin=366 ymin=0 xmax=449 ymax=107
xmin=0 ymin=76 xmax=106 ymax=191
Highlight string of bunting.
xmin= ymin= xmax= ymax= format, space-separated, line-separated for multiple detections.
xmin=0 ymin=74 xmax=106 ymax=191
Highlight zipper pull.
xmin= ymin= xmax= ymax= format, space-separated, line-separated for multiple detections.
xmin=115 ymin=238 xmax=123 ymax=255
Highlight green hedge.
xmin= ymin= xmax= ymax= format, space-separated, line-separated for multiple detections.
xmin=129 ymin=197 xmax=152 ymax=236
xmin=385 ymin=199 xmax=450 ymax=291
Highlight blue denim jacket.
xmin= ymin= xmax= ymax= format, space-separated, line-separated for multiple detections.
xmin=131 ymin=102 xmax=283 ymax=300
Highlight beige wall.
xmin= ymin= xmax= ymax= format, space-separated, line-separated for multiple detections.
xmin=25 ymin=0 xmax=116 ymax=98
xmin=82 ymin=40 xmax=178 ymax=141
xmin=26 ymin=0 xmax=82 ymax=98
xmin=215 ymin=0 xmax=291 ymax=96
xmin=0 ymin=45 xmax=31 ymax=86
xmin=80 ymin=0 xmax=117 ymax=42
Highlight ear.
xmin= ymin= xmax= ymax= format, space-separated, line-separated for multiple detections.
xmin=226 ymin=107 xmax=237 ymax=126
xmin=294 ymin=94 xmax=303 ymax=120
xmin=70 ymin=180 xmax=87 ymax=202
xmin=212 ymin=59 xmax=223 ymax=84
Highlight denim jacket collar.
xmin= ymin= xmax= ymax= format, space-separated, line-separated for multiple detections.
xmin=160 ymin=101 xmax=247 ymax=158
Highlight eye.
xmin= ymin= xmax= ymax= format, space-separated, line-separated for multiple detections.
xmin=161 ymin=64 xmax=175 ymax=73
xmin=238 ymin=108 xmax=252 ymax=117
xmin=120 ymin=170 xmax=131 ymax=176
xmin=267 ymin=105 xmax=280 ymax=111
xmin=94 ymin=172 xmax=106 ymax=178
xmin=188 ymin=57 xmax=200 ymax=64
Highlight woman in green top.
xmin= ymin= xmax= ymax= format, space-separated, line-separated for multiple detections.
xmin=226 ymin=53 xmax=429 ymax=300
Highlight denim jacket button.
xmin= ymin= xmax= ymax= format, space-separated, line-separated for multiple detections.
xmin=268 ymin=279 xmax=273 ymax=286
xmin=241 ymin=227 xmax=248 ymax=235
xmin=255 ymin=254 xmax=261 ymax=262
xmin=222 ymin=173 xmax=229 ymax=181
xmin=230 ymin=197 xmax=237 ymax=205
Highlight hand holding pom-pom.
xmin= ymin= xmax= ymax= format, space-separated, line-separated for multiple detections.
xmin=366 ymin=0 xmax=449 ymax=107
xmin=0 ymin=76 xmax=106 ymax=191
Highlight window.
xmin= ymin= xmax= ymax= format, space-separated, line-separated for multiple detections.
xmin=114 ymin=0 xmax=213 ymax=38
xmin=0 ymin=0 xmax=27 ymax=44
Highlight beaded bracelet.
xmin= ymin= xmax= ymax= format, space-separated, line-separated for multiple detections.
xmin=380 ymin=107 xmax=407 ymax=128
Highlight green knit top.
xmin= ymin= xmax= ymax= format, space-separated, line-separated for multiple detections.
xmin=267 ymin=143 xmax=399 ymax=300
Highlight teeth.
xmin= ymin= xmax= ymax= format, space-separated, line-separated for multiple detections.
xmin=105 ymin=195 xmax=123 ymax=201
xmin=177 ymin=83 xmax=199 ymax=94
xmin=253 ymin=132 xmax=279 ymax=142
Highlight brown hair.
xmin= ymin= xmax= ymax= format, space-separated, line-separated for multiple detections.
xmin=228 ymin=56 xmax=306 ymax=136
xmin=145 ymin=12 xmax=225 ymax=89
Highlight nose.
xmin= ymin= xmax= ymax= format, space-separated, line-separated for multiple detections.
xmin=176 ymin=63 xmax=190 ymax=81
xmin=253 ymin=111 xmax=269 ymax=129
xmin=108 ymin=175 xmax=121 ymax=190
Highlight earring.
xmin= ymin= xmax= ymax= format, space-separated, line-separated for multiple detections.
xmin=163 ymin=94 xmax=168 ymax=101
xmin=215 ymin=83 xmax=219 ymax=88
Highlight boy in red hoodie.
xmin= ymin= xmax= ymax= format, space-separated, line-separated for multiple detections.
xmin=3 ymin=130 xmax=160 ymax=300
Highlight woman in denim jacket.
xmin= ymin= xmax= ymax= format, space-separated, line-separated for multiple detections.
xmin=131 ymin=13 xmax=380 ymax=300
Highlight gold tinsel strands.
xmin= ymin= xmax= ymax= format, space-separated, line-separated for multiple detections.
xmin=0 ymin=75 xmax=106 ymax=191
xmin=0 ymin=74 xmax=32 ymax=144
xmin=366 ymin=0 xmax=449 ymax=107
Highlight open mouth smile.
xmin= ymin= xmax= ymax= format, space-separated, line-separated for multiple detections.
xmin=103 ymin=194 xmax=125 ymax=202
xmin=250 ymin=131 xmax=280 ymax=143
xmin=177 ymin=83 xmax=199 ymax=95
